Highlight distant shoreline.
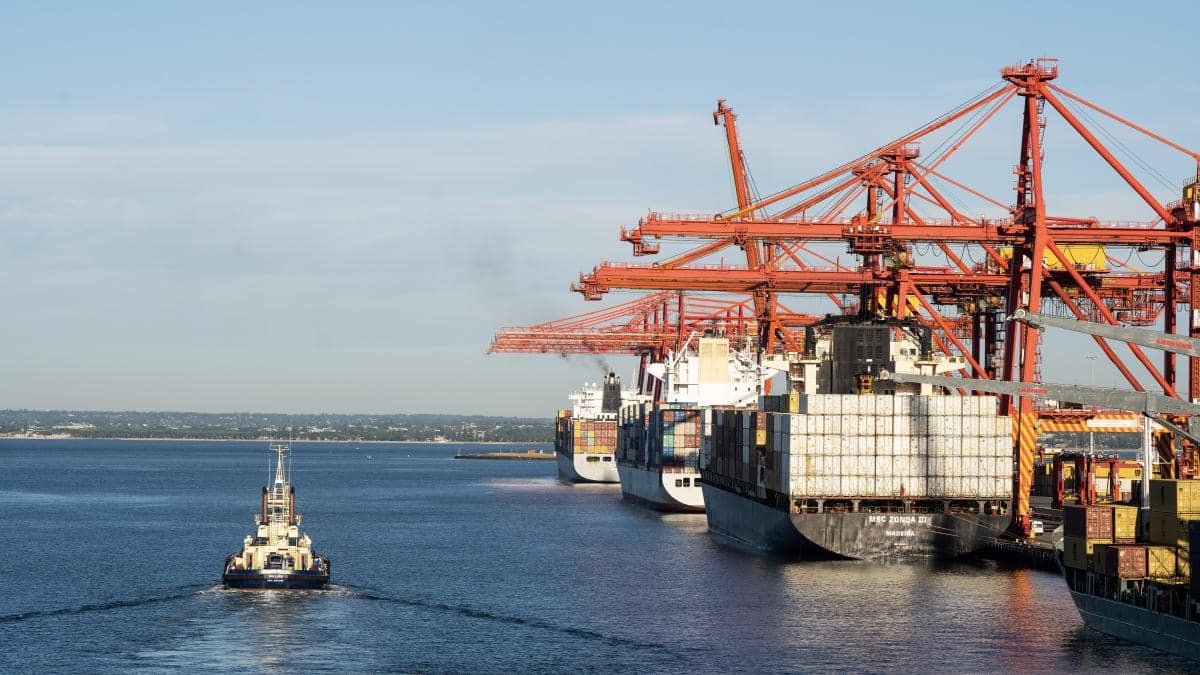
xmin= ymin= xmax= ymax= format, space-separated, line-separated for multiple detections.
xmin=0 ymin=437 xmax=551 ymax=445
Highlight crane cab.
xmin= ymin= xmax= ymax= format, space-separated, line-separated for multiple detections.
xmin=1186 ymin=179 xmax=1200 ymax=222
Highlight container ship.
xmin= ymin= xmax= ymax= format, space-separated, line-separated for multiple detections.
xmin=699 ymin=318 xmax=1013 ymax=560
xmin=616 ymin=333 xmax=767 ymax=512
xmin=554 ymin=373 xmax=636 ymax=483
xmin=222 ymin=442 xmax=331 ymax=589
xmin=1057 ymin=481 xmax=1200 ymax=660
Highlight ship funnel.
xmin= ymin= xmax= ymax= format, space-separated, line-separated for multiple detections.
xmin=601 ymin=372 xmax=621 ymax=413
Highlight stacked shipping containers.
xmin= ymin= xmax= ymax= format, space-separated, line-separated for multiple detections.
xmin=565 ymin=418 xmax=617 ymax=455
xmin=1062 ymin=482 xmax=1200 ymax=583
xmin=704 ymin=408 xmax=766 ymax=484
xmin=704 ymin=393 xmax=1013 ymax=500
xmin=619 ymin=402 xmax=704 ymax=469
xmin=1146 ymin=479 xmax=1200 ymax=581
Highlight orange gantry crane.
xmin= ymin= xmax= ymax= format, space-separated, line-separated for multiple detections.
xmin=497 ymin=59 xmax=1200 ymax=536
xmin=489 ymin=60 xmax=1200 ymax=538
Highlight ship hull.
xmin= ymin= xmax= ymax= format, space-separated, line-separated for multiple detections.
xmin=555 ymin=450 xmax=619 ymax=483
xmin=701 ymin=483 xmax=1007 ymax=560
xmin=617 ymin=462 xmax=704 ymax=512
xmin=222 ymin=570 xmax=330 ymax=590
xmin=1067 ymin=587 xmax=1200 ymax=660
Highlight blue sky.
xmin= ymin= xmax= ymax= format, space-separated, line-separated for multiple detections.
xmin=0 ymin=1 xmax=1197 ymax=415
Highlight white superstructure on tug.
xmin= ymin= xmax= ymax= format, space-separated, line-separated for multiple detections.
xmin=222 ymin=443 xmax=330 ymax=589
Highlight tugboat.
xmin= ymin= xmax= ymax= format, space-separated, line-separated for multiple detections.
xmin=222 ymin=442 xmax=331 ymax=589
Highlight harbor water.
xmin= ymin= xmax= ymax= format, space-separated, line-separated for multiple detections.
xmin=1 ymin=439 xmax=1194 ymax=672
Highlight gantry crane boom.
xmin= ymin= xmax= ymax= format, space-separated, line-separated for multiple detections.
xmin=877 ymin=370 xmax=1200 ymax=418
xmin=1011 ymin=308 xmax=1200 ymax=358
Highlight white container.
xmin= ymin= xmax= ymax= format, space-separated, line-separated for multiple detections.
xmin=962 ymin=416 xmax=978 ymax=437
xmin=859 ymin=396 xmax=876 ymax=416
xmin=960 ymin=438 xmax=977 ymax=457
xmin=877 ymin=455 xmax=894 ymax=477
xmin=875 ymin=435 xmax=893 ymax=457
xmin=994 ymin=417 xmax=1012 ymax=438
xmin=808 ymin=396 xmax=825 ymax=415
xmin=894 ymin=395 xmax=912 ymax=416
xmin=875 ymin=416 xmax=893 ymax=436
xmin=805 ymin=435 xmax=820 ymax=455
xmin=824 ymin=415 xmax=841 ymax=435
xmin=825 ymin=395 xmax=842 ymax=415
xmin=911 ymin=396 xmax=929 ymax=417
xmin=789 ymin=474 xmax=805 ymax=496
xmin=909 ymin=437 xmax=923 ymax=456
xmin=846 ymin=454 xmax=874 ymax=476
xmin=806 ymin=415 xmax=823 ymax=435
xmin=843 ymin=395 xmax=859 ymax=415
xmin=945 ymin=396 xmax=964 ymax=416
xmin=825 ymin=453 xmax=842 ymax=475
xmin=876 ymin=396 xmax=894 ymax=416
xmin=893 ymin=416 xmax=911 ymax=436
xmin=945 ymin=415 xmax=962 ymax=437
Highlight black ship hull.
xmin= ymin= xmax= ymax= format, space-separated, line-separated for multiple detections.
xmin=701 ymin=482 xmax=1008 ymax=560
xmin=222 ymin=569 xmax=330 ymax=590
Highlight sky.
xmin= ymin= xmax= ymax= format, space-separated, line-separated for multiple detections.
xmin=0 ymin=1 xmax=1198 ymax=416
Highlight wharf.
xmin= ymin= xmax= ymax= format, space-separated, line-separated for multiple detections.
xmin=455 ymin=450 xmax=554 ymax=461
xmin=979 ymin=537 xmax=1059 ymax=572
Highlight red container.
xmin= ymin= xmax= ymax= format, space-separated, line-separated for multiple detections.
xmin=1063 ymin=505 xmax=1114 ymax=540
xmin=1105 ymin=544 xmax=1148 ymax=579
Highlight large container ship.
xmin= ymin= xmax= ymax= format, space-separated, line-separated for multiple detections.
xmin=1057 ymin=481 xmax=1200 ymax=660
xmin=616 ymin=334 xmax=767 ymax=512
xmin=554 ymin=373 xmax=634 ymax=483
xmin=699 ymin=319 xmax=1013 ymax=560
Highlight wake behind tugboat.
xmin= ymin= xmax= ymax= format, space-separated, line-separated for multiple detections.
xmin=222 ymin=442 xmax=331 ymax=590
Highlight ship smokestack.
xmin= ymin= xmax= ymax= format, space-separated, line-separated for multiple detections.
xmin=601 ymin=372 xmax=621 ymax=413
xmin=261 ymin=486 xmax=268 ymax=525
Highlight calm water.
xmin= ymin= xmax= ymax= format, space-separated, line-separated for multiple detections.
xmin=1 ymin=439 xmax=1194 ymax=673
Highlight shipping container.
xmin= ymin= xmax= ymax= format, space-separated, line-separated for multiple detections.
xmin=1113 ymin=505 xmax=1139 ymax=542
xmin=1148 ymin=511 xmax=1200 ymax=547
xmin=1063 ymin=504 xmax=1115 ymax=540
xmin=1105 ymin=545 xmax=1148 ymax=579
xmin=1148 ymin=479 xmax=1200 ymax=514
xmin=1063 ymin=535 xmax=1095 ymax=570
xmin=1147 ymin=545 xmax=1178 ymax=579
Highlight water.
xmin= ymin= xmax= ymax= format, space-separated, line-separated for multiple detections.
xmin=1 ymin=439 xmax=1194 ymax=672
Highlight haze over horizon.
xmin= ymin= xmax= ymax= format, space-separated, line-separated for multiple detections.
xmin=2 ymin=1 xmax=1198 ymax=416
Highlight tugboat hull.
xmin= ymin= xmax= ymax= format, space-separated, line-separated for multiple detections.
xmin=222 ymin=569 xmax=330 ymax=590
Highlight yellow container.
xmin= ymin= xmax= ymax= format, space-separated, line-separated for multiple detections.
xmin=1149 ymin=479 xmax=1200 ymax=514
xmin=785 ymin=393 xmax=800 ymax=414
xmin=1112 ymin=505 xmax=1139 ymax=541
xmin=1179 ymin=547 xmax=1191 ymax=581
xmin=755 ymin=430 xmax=767 ymax=447
xmin=1147 ymin=546 xmax=1178 ymax=579
xmin=1147 ymin=511 xmax=1200 ymax=547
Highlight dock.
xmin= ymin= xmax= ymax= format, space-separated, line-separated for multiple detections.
xmin=455 ymin=449 xmax=554 ymax=461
